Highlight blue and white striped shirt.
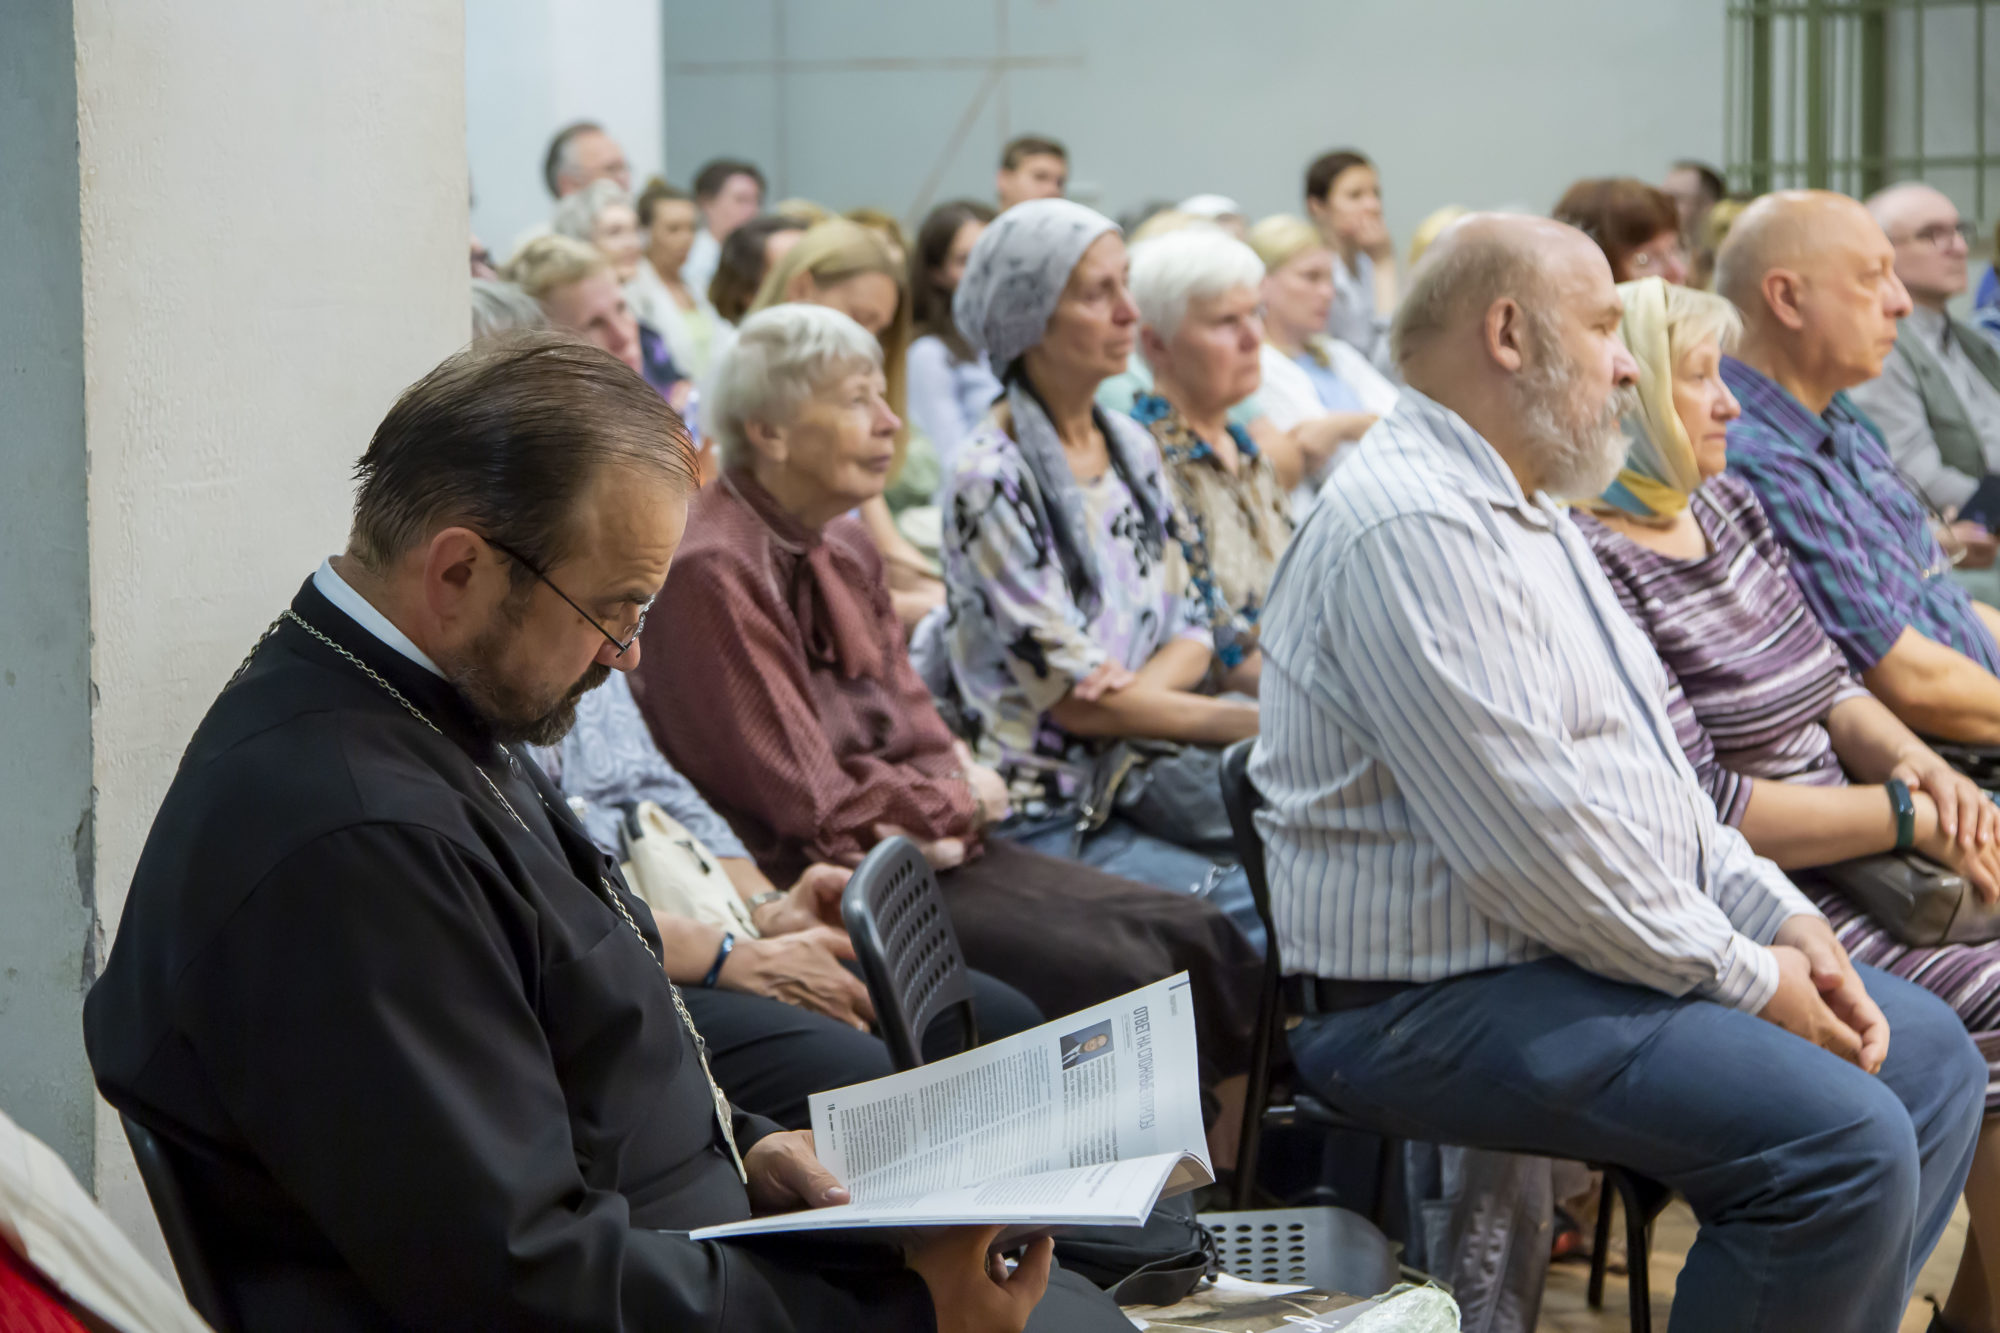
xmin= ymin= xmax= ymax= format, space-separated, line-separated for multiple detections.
xmin=1251 ymin=391 xmax=1819 ymax=1013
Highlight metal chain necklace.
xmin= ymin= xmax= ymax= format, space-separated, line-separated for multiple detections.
xmin=237 ymin=607 xmax=748 ymax=1182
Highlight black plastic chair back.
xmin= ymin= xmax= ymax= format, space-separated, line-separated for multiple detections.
xmin=120 ymin=1112 xmax=240 ymax=1332
xmin=842 ymin=836 xmax=979 ymax=1070
xmin=1219 ymin=738 xmax=1286 ymax=1210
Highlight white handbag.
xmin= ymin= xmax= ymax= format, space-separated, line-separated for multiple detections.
xmin=617 ymin=800 xmax=759 ymax=938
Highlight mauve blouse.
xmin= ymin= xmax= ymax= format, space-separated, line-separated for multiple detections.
xmin=1576 ymin=472 xmax=1869 ymax=825
xmin=635 ymin=472 xmax=979 ymax=883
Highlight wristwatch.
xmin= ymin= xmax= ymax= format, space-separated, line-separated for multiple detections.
xmin=1886 ymin=778 xmax=1916 ymax=852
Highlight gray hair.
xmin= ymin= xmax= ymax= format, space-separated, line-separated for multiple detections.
xmin=470 ymin=279 xmax=548 ymax=341
xmin=704 ymin=304 xmax=884 ymax=470
xmin=1390 ymin=216 xmax=1551 ymax=370
xmin=544 ymin=121 xmax=602 ymax=197
xmin=551 ymin=178 xmax=633 ymax=245
xmin=1128 ymin=226 xmax=1265 ymax=347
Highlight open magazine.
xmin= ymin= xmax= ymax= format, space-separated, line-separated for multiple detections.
xmin=690 ymin=973 xmax=1212 ymax=1240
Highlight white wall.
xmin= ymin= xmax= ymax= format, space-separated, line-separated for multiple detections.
xmin=67 ymin=0 xmax=470 ymax=1258
xmin=659 ymin=0 xmax=1727 ymax=242
xmin=467 ymin=0 xmax=666 ymax=259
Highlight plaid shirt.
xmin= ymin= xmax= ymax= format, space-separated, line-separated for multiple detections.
xmin=1721 ymin=355 xmax=2000 ymax=676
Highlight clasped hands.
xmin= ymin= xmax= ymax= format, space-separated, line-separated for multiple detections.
xmin=1760 ymin=916 xmax=1889 ymax=1074
xmin=722 ymin=864 xmax=874 ymax=1030
xmin=1890 ymin=751 xmax=2000 ymax=903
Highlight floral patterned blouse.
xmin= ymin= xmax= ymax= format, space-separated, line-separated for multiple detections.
xmin=941 ymin=419 xmax=1210 ymax=804
xmin=1130 ymin=392 xmax=1294 ymax=669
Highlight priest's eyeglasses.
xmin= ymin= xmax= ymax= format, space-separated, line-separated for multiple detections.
xmin=483 ymin=536 xmax=651 ymax=655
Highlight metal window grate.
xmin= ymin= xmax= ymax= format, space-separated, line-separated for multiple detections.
xmin=1726 ymin=0 xmax=1997 ymax=235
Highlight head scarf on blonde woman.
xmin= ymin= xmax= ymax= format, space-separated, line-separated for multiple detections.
xmin=1591 ymin=276 xmax=1703 ymax=524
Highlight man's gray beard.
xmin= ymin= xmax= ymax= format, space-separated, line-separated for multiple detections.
xmin=444 ymin=602 xmax=613 ymax=746
xmin=1513 ymin=335 xmax=1641 ymax=501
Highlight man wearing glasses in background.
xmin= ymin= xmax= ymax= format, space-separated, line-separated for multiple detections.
xmin=1850 ymin=184 xmax=2000 ymax=596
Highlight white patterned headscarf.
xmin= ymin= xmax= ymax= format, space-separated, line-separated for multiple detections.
xmin=952 ymin=198 xmax=1120 ymax=375
xmin=948 ymin=198 xmax=1169 ymax=616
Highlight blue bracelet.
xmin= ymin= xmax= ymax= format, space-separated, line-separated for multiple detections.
xmin=1887 ymin=778 xmax=1916 ymax=852
xmin=701 ymin=932 xmax=736 ymax=988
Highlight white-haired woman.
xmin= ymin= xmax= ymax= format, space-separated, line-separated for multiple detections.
xmin=550 ymin=178 xmax=643 ymax=284
xmin=1126 ymin=227 xmax=1294 ymax=692
xmin=943 ymin=200 xmax=1264 ymax=929
xmin=632 ymin=304 xmax=1261 ymax=1135
xmin=1245 ymin=214 xmax=1399 ymax=512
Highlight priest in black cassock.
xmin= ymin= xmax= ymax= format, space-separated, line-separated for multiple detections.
xmin=84 ymin=334 xmax=1128 ymax=1332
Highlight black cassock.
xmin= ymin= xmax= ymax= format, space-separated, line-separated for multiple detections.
xmin=86 ymin=577 xmax=1119 ymax=1331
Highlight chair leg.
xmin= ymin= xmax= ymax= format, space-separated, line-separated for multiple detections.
xmin=1586 ymin=1171 xmax=1614 ymax=1310
xmin=1370 ymin=1135 xmax=1398 ymax=1230
xmin=1612 ymin=1170 xmax=1654 ymax=1333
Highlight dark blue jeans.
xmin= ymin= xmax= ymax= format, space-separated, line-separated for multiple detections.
xmin=1289 ymin=956 xmax=1986 ymax=1333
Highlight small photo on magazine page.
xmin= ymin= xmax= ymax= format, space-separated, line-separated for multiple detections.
xmin=1060 ymin=1020 xmax=1114 ymax=1070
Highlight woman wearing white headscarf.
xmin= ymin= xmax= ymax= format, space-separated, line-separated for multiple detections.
xmin=941 ymin=200 xmax=1260 ymax=927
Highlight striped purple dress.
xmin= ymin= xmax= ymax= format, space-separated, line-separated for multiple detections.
xmin=1580 ymin=472 xmax=2000 ymax=1109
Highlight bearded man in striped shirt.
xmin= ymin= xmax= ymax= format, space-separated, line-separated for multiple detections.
xmin=1252 ymin=212 xmax=1985 ymax=1333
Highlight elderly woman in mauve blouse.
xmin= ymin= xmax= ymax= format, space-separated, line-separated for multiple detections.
xmin=1577 ymin=276 xmax=2000 ymax=1333
xmin=631 ymin=304 xmax=1260 ymax=1144
xmin=941 ymin=199 xmax=1262 ymax=919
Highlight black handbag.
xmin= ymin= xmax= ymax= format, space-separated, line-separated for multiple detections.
xmin=1800 ymin=854 xmax=2000 ymax=948
xmin=1051 ymin=1193 xmax=1217 ymax=1306
xmin=1075 ymin=740 xmax=1236 ymax=856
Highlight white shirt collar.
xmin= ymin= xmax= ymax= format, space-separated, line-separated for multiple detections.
xmin=1908 ymin=304 xmax=1950 ymax=351
xmin=1395 ymin=389 xmax=1551 ymax=526
xmin=312 ymin=558 xmax=445 ymax=678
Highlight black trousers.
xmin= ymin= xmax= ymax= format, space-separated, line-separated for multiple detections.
xmin=680 ymin=969 xmax=1041 ymax=1129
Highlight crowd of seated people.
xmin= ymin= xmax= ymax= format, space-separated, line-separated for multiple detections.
xmin=66 ymin=110 xmax=2000 ymax=1333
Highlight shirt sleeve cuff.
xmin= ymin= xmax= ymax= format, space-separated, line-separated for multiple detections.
xmin=1702 ymin=934 xmax=1780 ymax=1014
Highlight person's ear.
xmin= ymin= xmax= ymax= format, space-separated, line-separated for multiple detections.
xmin=422 ymin=527 xmax=498 ymax=629
xmin=1305 ymin=195 xmax=1329 ymax=228
xmin=784 ymin=271 xmax=817 ymax=304
xmin=1137 ymin=324 xmax=1169 ymax=371
xmin=744 ymin=416 xmax=788 ymax=466
xmin=1762 ymin=268 xmax=1808 ymax=332
xmin=1485 ymin=298 xmax=1528 ymax=373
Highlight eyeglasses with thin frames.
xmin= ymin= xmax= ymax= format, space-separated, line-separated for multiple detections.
xmin=482 ymin=536 xmax=651 ymax=656
xmin=1892 ymin=221 xmax=1979 ymax=252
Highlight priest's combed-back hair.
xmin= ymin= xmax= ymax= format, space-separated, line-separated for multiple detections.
xmin=348 ymin=332 xmax=696 ymax=584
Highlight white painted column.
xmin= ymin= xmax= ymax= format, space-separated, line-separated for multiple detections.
xmin=0 ymin=0 xmax=471 ymax=1273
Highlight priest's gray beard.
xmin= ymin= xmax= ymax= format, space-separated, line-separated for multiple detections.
xmin=445 ymin=595 xmax=612 ymax=746
xmin=1511 ymin=315 xmax=1639 ymax=501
